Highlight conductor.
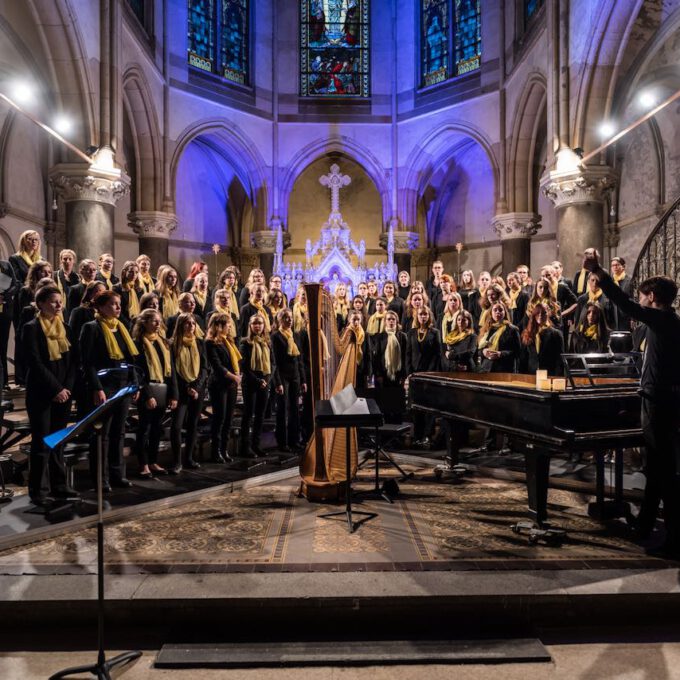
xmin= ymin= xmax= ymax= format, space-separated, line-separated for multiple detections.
xmin=583 ymin=248 xmax=680 ymax=559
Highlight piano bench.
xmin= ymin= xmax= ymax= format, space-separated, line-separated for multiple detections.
xmin=0 ymin=419 xmax=32 ymax=450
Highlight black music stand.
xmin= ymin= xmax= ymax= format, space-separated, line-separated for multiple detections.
xmin=45 ymin=385 xmax=142 ymax=680
xmin=315 ymin=387 xmax=383 ymax=533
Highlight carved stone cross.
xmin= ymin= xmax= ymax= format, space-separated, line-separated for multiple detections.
xmin=319 ymin=164 xmax=351 ymax=215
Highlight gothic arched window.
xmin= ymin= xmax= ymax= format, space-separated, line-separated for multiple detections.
xmin=300 ymin=0 xmax=370 ymax=98
xmin=421 ymin=0 xmax=481 ymax=87
xmin=188 ymin=0 xmax=249 ymax=86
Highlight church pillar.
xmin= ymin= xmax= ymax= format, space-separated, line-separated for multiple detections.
xmin=411 ymin=248 xmax=432 ymax=283
xmin=541 ymin=164 xmax=617 ymax=275
xmin=491 ymin=212 xmax=541 ymax=273
xmin=49 ymin=158 xmax=130 ymax=261
xmin=128 ymin=211 xmax=178 ymax=269
xmin=381 ymin=229 xmax=418 ymax=279
xmin=251 ymin=230 xmax=275 ymax=277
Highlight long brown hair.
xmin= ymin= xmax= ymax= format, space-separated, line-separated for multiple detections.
xmin=521 ymin=303 xmax=551 ymax=346
xmin=170 ymin=312 xmax=199 ymax=353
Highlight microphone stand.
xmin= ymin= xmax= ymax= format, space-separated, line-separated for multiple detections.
xmin=48 ymin=368 xmax=142 ymax=680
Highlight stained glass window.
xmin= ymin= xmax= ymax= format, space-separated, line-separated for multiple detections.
xmin=220 ymin=0 xmax=248 ymax=85
xmin=525 ymin=0 xmax=544 ymax=24
xmin=420 ymin=0 xmax=480 ymax=87
xmin=422 ymin=0 xmax=449 ymax=87
xmin=300 ymin=0 xmax=370 ymax=98
xmin=188 ymin=0 xmax=249 ymax=85
xmin=453 ymin=0 xmax=481 ymax=76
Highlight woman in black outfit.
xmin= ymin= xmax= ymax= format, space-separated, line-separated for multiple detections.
xmin=113 ymin=260 xmax=141 ymax=328
xmin=382 ymin=280 xmax=404 ymax=318
xmin=506 ymin=272 xmax=529 ymax=327
xmin=14 ymin=260 xmax=52 ymax=385
xmin=169 ymin=313 xmax=208 ymax=473
xmin=239 ymin=312 xmax=277 ymax=458
xmin=397 ymin=270 xmax=411 ymax=301
xmin=66 ymin=259 xmax=97 ymax=320
xmin=9 ymin=229 xmax=41 ymax=285
xmin=54 ymin=249 xmax=80 ymax=299
xmin=133 ymin=309 xmax=178 ymax=478
xmin=407 ymin=306 xmax=442 ymax=446
xmin=79 ymin=290 xmax=139 ymax=489
xmin=23 ymin=285 xmax=77 ymax=505
xmin=191 ymin=271 xmax=212 ymax=322
xmin=239 ymin=283 xmax=272 ymax=338
xmin=166 ymin=292 xmax=206 ymax=339
xmin=443 ymin=310 xmax=477 ymax=372
xmin=369 ymin=310 xmax=407 ymax=422
xmin=458 ymin=270 xmax=477 ymax=314
xmin=271 ymin=308 xmax=306 ymax=452
xmin=477 ymin=302 xmax=520 ymax=373
xmin=519 ymin=303 xmax=565 ymax=375
xmin=570 ymin=301 xmax=610 ymax=353
xmin=205 ymin=313 xmax=242 ymax=463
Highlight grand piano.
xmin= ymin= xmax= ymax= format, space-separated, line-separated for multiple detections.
xmin=410 ymin=360 xmax=644 ymax=535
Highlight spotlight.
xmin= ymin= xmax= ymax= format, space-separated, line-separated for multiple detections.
xmin=11 ymin=80 xmax=34 ymax=104
xmin=639 ymin=91 xmax=657 ymax=109
xmin=599 ymin=122 xmax=615 ymax=139
xmin=53 ymin=116 xmax=72 ymax=135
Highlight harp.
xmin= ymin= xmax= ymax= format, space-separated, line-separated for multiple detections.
xmin=299 ymin=283 xmax=359 ymax=501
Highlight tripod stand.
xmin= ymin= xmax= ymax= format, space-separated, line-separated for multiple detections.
xmin=46 ymin=385 xmax=142 ymax=680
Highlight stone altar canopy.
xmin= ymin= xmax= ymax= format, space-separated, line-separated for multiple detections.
xmin=275 ymin=164 xmax=397 ymax=300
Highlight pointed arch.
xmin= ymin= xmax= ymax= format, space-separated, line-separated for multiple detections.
xmin=279 ymin=136 xmax=390 ymax=230
xmin=122 ymin=65 xmax=163 ymax=212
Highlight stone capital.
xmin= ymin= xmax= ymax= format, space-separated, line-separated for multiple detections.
xmin=250 ymin=229 xmax=291 ymax=252
xmin=49 ymin=162 xmax=130 ymax=207
xmin=379 ymin=230 xmax=419 ymax=252
xmin=541 ymin=165 xmax=617 ymax=209
xmin=128 ymin=211 xmax=178 ymax=239
xmin=491 ymin=212 xmax=542 ymax=240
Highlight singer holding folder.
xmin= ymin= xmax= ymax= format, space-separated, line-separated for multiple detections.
xmin=79 ymin=290 xmax=139 ymax=490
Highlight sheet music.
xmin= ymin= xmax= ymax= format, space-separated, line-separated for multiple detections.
xmin=329 ymin=384 xmax=370 ymax=415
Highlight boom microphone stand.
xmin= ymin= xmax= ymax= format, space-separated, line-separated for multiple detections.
xmin=48 ymin=368 xmax=141 ymax=680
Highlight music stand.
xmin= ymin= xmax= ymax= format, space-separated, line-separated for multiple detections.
xmin=315 ymin=387 xmax=383 ymax=533
xmin=45 ymin=385 xmax=142 ymax=680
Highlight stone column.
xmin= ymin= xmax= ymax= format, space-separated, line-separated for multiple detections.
xmin=541 ymin=165 xmax=617 ymax=275
xmin=128 ymin=211 xmax=178 ymax=268
xmin=380 ymin=230 xmax=418 ymax=278
xmin=250 ymin=229 xmax=291 ymax=277
xmin=411 ymin=247 xmax=432 ymax=283
xmin=491 ymin=212 xmax=541 ymax=273
xmin=49 ymin=160 xmax=130 ymax=260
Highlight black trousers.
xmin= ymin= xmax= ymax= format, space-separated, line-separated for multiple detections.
xmin=89 ymin=393 xmax=132 ymax=486
xmin=240 ymin=376 xmax=270 ymax=449
xmin=27 ymin=397 xmax=70 ymax=500
xmin=275 ymin=377 xmax=301 ymax=448
xmin=171 ymin=392 xmax=204 ymax=466
xmin=209 ymin=382 xmax=237 ymax=458
xmin=0 ymin=313 xmax=11 ymax=386
xmin=638 ymin=398 xmax=680 ymax=546
xmin=413 ymin=412 xmax=434 ymax=441
xmin=135 ymin=403 xmax=166 ymax=467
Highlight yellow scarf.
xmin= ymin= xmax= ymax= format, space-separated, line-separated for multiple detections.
xmin=588 ymin=288 xmax=603 ymax=304
xmin=249 ymin=335 xmax=271 ymax=374
xmin=55 ymin=273 xmax=65 ymax=296
xmin=334 ymin=299 xmax=349 ymax=321
xmin=161 ymin=291 xmax=179 ymax=320
xmin=613 ymin=271 xmax=626 ymax=285
xmin=142 ymin=333 xmax=171 ymax=382
xmin=366 ymin=311 xmax=386 ymax=336
xmin=351 ymin=325 xmax=365 ymax=365
xmin=441 ymin=311 xmax=459 ymax=341
xmin=194 ymin=290 xmax=207 ymax=310
xmin=250 ymin=300 xmax=271 ymax=332
xmin=581 ymin=324 xmax=599 ymax=341
xmin=478 ymin=322 xmax=508 ymax=352
xmin=19 ymin=250 xmax=40 ymax=267
xmin=445 ymin=328 xmax=472 ymax=346
xmin=508 ymin=288 xmax=521 ymax=310
xmin=138 ymin=272 xmax=154 ymax=294
xmin=385 ymin=330 xmax=402 ymax=381
xmin=225 ymin=287 xmax=240 ymax=319
xmin=576 ymin=269 xmax=588 ymax=295
xmin=535 ymin=323 xmax=551 ymax=353
xmin=221 ymin=334 xmax=242 ymax=374
xmin=479 ymin=308 xmax=490 ymax=329
xmin=279 ymin=327 xmax=300 ymax=357
xmin=38 ymin=313 xmax=70 ymax=360
xmin=96 ymin=314 xmax=139 ymax=360
xmin=293 ymin=304 xmax=307 ymax=333
xmin=176 ymin=336 xmax=200 ymax=382
xmin=549 ymin=279 xmax=558 ymax=299
xmin=124 ymin=282 xmax=140 ymax=318
xmin=99 ymin=269 xmax=113 ymax=290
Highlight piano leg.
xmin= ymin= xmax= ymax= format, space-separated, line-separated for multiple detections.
xmin=434 ymin=420 xmax=468 ymax=481
xmin=525 ymin=451 xmax=550 ymax=527
xmin=588 ymin=448 xmax=633 ymax=522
